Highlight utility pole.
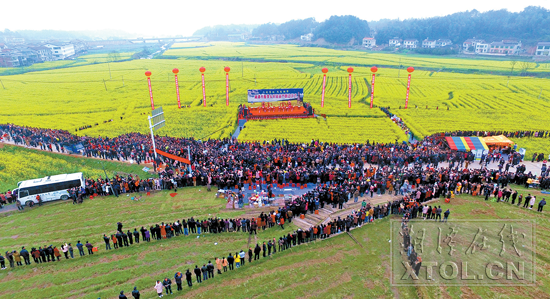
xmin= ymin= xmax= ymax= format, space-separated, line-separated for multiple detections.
xmin=0 ymin=79 xmax=4 ymax=89
xmin=103 ymin=79 xmax=108 ymax=91
xmin=108 ymin=63 xmax=112 ymax=79
xmin=242 ymin=61 xmax=244 ymax=77
xmin=539 ymin=87 xmax=543 ymax=100
xmin=122 ymin=75 xmax=124 ymax=87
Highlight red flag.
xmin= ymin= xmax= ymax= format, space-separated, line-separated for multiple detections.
xmin=147 ymin=192 xmax=151 ymax=196
xmin=170 ymin=193 xmax=177 ymax=197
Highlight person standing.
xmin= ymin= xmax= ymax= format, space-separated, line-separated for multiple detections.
xmin=103 ymin=234 xmax=111 ymax=250
xmin=524 ymin=194 xmax=531 ymax=208
xmin=162 ymin=277 xmax=173 ymax=295
xmin=85 ymin=241 xmax=94 ymax=255
xmin=185 ymin=269 xmax=193 ymax=287
xmin=13 ymin=251 xmax=22 ymax=266
xmin=235 ymin=252 xmax=241 ymax=268
xmin=443 ymin=209 xmax=450 ymax=222
xmin=207 ymin=261 xmax=215 ymax=278
xmin=254 ymin=244 xmax=261 ymax=261
xmin=153 ymin=280 xmax=163 ymax=298
xmin=131 ymin=287 xmax=140 ymax=299
xmin=222 ymin=258 xmax=228 ymax=272
xmin=127 ymin=230 xmax=134 ymax=245
xmin=201 ymin=264 xmax=208 ymax=281
xmin=0 ymin=253 xmax=5 ymax=269
xmin=61 ymin=244 xmax=69 ymax=259
xmin=76 ymin=241 xmax=85 ymax=256
xmin=31 ymin=248 xmax=41 ymax=263
xmin=538 ymin=198 xmax=546 ymax=212
xmin=215 ymin=258 xmax=222 ymax=274
xmin=119 ymin=291 xmax=127 ymax=299
xmin=529 ymin=195 xmax=536 ymax=210
xmin=133 ymin=229 xmax=140 ymax=244
xmin=227 ymin=254 xmax=235 ymax=270
xmin=20 ymin=247 xmax=30 ymax=265
xmin=239 ymin=250 xmax=246 ymax=266
xmin=194 ymin=265 xmax=202 ymax=283
xmin=53 ymin=246 xmax=61 ymax=261
xmin=68 ymin=243 xmax=74 ymax=258
xmin=174 ymin=272 xmax=183 ymax=291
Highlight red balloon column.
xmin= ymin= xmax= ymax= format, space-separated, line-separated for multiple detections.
xmin=172 ymin=68 xmax=181 ymax=109
xmin=370 ymin=66 xmax=378 ymax=109
xmin=199 ymin=67 xmax=206 ymax=107
xmin=224 ymin=66 xmax=231 ymax=106
xmin=145 ymin=71 xmax=154 ymax=110
xmin=321 ymin=68 xmax=328 ymax=107
xmin=405 ymin=67 xmax=414 ymax=109
xmin=347 ymin=67 xmax=354 ymax=108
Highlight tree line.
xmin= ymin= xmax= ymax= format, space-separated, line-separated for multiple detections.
xmin=372 ymin=6 xmax=550 ymax=45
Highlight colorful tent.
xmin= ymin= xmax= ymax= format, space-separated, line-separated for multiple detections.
xmin=483 ymin=135 xmax=514 ymax=147
xmin=445 ymin=136 xmax=488 ymax=151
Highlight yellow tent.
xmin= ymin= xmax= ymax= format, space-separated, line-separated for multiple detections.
xmin=483 ymin=135 xmax=514 ymax=147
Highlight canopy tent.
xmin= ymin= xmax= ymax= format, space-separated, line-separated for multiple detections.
xmin=483 ymin=135 xmax=514 ymax=147
xmin=445 ymin=136 xmax=488 ymax=151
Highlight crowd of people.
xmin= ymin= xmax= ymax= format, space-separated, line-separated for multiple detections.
xmin=2 ymin=123 xmax=550 ymax=297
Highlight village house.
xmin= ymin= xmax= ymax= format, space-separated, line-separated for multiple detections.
xmin=535 ymin=42 xmax=550 ymax=56
xmin=389 ymin=38 xmax=402 ymax=47
xmin=403 ymin=39 xmax=419 ymax=49
xmin=362 ymin=37 xmax=376 ymax=48
xmin=44 ymin=43 xmax=76 ymax=60
xmin=489 ymin=40 xmax=522 ymax=55
xmin=462 ymin=39 xmax=485 ymax=52
xmin=422 ymin=39 xmax=436 ymax=48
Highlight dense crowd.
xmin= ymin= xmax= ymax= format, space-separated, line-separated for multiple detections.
xmin=2 ymin=123 xmax=549 ymax=297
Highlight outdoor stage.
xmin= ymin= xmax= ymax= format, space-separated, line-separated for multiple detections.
xmin=240 ymin=104 xmax=314 ymax=120
xmin=240 ymin=88 xmax=315 ymax=120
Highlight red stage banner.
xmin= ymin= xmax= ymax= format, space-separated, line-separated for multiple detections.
xmin=155 ymin=148 xmax=191 ymax=165
xmin=147 ymin=77 xmax=154 ymax=110
xmin=405 ymin=74 xmax=411 ymax=109
xmin=321 ymin=74 xmax=327 ymax=107
xmin=201 ymin=73 xmax=206 ymax=107
xmin=226 ymin=73 xmax=229 ymax=106
xmin=348 ymin=74 xmax=352 ymax=108
xmin=175 ymin=74 xmax=181 ymax=109
xmin=370 ymin=73 xmax=375 ymax=108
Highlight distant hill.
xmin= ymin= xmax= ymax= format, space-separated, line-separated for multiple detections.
xmin=372 ymin=6 xmax=550 ymax=45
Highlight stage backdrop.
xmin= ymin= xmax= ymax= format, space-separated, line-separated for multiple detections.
xmin=247 ymin=88 xmax=303 ymax=103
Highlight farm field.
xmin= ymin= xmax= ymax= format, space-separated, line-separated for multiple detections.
xmin=166 ymin=42 xmax=550 ymax=74
xmin=0 ymin=185 xmax=548 ymax=298
xmin=238 ymin=117 xmax=408 ymax=144
xmin=0 ymin=43 xmax=549 ymax=152
xmin=0 ymin=145 xmax=155 ymax=192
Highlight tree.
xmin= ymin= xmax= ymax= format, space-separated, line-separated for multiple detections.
xmin=509 ymin=59 xmax=518 ymax=75
xmin=519 ymin=61 xmax=532 ymax=75
xmin=315 ymin=15 xmax=370 ymax=45
xmin=252 ymin=23 xmax=280 ymax=37
xmin=108 ymin=51 xmax=120 ymax=62
xmin=278 ymin=18 xmax=318 ymax=40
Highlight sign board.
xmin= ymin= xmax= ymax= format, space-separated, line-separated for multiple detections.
xmin=247 ymin=88 xmax=303 ymax=103
xmin=142 ymin=167 xmax=150 ymax=172
xmin=151 ymin=106 xmax=165 ymax=130
xmin=519 ymin=148 xmax=526 ymax=158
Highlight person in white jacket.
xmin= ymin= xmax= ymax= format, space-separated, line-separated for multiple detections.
xmin=529 ymin=196 xmax=536 ymax=210
xmin=154 ymin=280 xmax=164 ymax=297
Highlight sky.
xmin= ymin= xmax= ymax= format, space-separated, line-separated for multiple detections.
xmin=1 ymin=0 xmax=549 ymax=37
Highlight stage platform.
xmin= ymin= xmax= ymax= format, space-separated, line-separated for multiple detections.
xmin=240 ymin=105 xmax=314 ymax=120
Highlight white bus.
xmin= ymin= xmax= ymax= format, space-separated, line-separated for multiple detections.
xmin=17 ymin=173 xmax=85 ymax=206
